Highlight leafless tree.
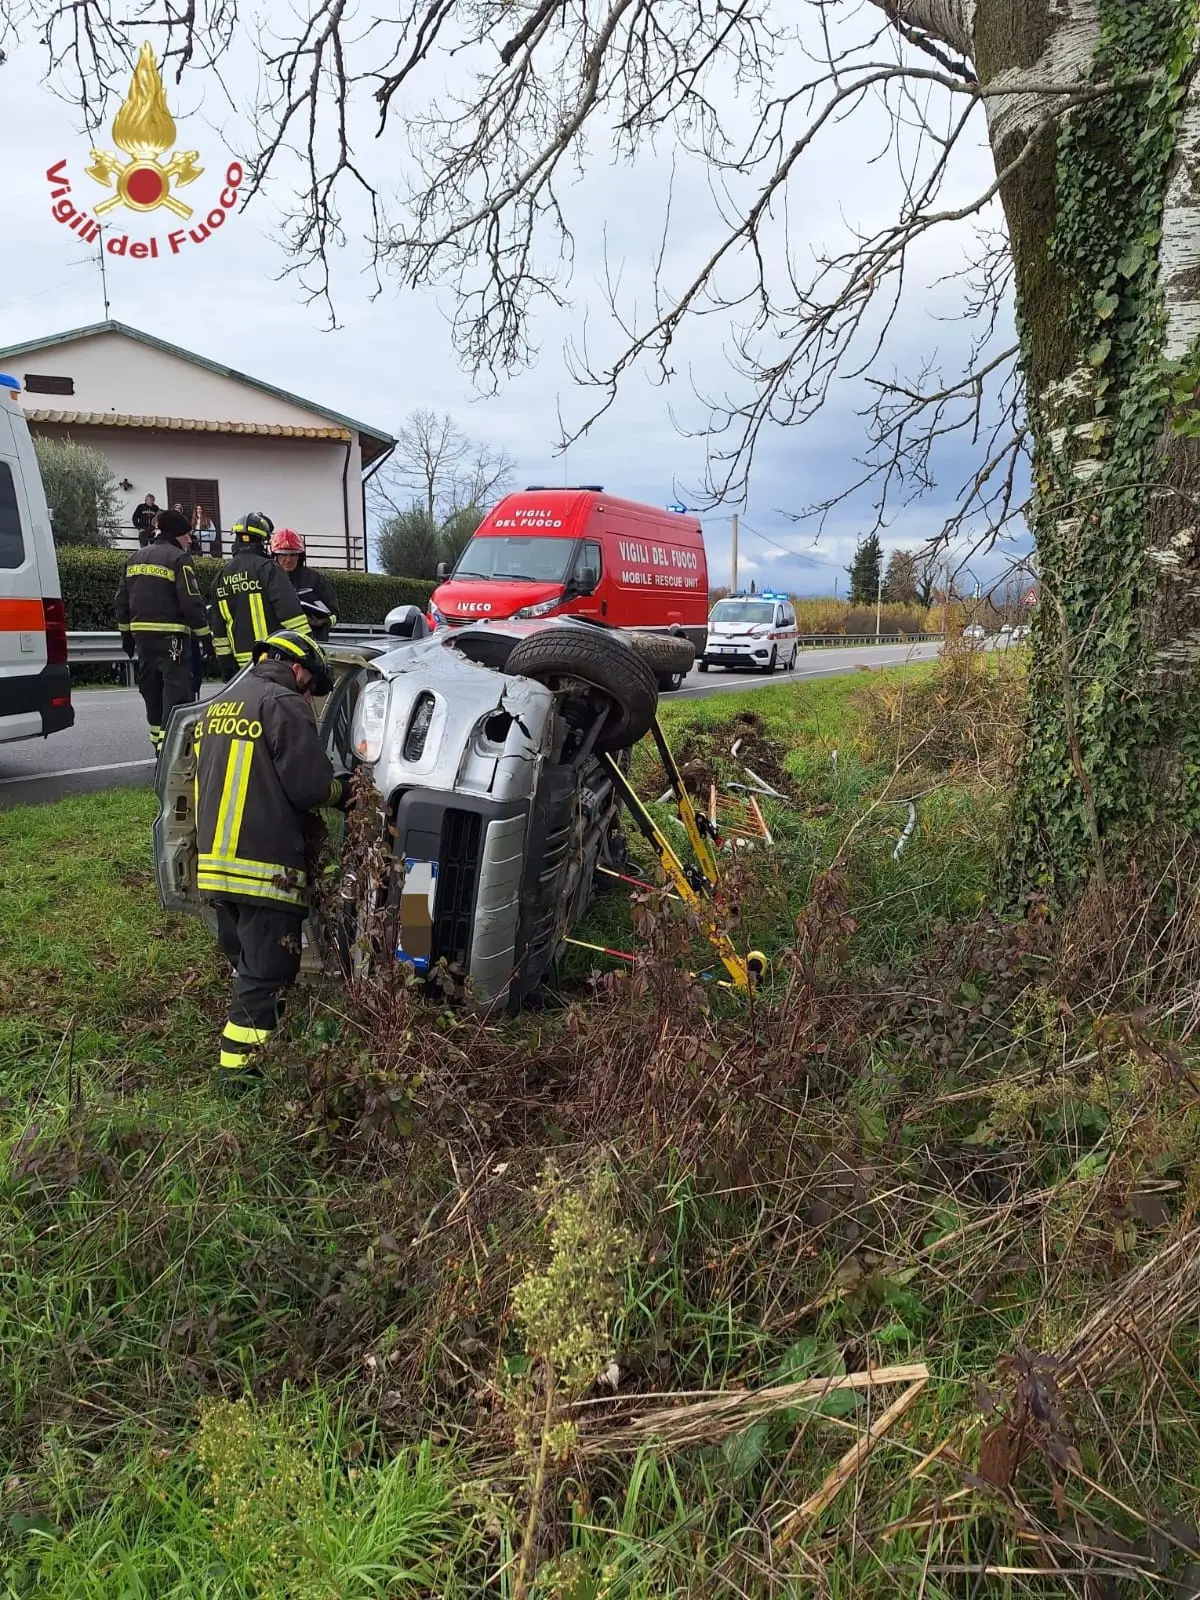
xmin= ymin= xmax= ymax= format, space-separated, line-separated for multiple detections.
xmin=16 ymin=0 xmax=1200 ymax=895
xmin=370 ymin=407 xmax=513 ymax=524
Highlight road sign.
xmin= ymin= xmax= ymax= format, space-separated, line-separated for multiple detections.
xmin=1023 ymin=589 xmax=1038 ymax=606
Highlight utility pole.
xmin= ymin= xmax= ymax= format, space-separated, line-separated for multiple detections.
xmin=875 ymin=566 xmax=883 ymax=638
xmin=730 ymin=512 xmax=739 ymax=591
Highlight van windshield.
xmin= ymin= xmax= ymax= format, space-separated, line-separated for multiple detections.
xmin=454 ymin=535 xmax=576 ymax=584
xmin=711 ymin=600 xmax=774 ymax=625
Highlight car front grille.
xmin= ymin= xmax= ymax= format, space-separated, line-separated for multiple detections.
xmin=433 ymin=809 xmax=483 ymax=968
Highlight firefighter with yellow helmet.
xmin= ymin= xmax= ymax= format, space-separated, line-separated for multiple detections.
xmin=194 ymin=628 xmax=348 ymax=1086
xmin=209 ymin=511 xmax=311 ymax=678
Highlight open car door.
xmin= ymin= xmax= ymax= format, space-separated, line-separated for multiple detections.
xmin=152 ymin=650 xmax=376 ymax=969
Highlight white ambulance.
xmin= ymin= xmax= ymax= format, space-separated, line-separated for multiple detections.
xmin=698 ymin=590 xmax=799 ymax=673
xmin=0 ymin=373 xmax=73 ymax=744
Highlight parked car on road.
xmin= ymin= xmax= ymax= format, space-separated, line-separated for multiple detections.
xmin=429 ymin=488 xmax=705 ymax=689
xmin=0 ymin=373 xmax=72 ymax=745
xmin=698 ymin=591 xmax=799 ymax=674
xmin=154 ymin=618 xmax=657 ymax=1012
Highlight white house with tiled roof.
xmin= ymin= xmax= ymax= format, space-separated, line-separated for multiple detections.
xmin=0 ymin=321 xmax=394 ymax=570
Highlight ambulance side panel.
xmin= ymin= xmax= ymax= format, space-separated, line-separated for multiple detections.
xmin=0 ymin=391 xmax=73 ymax=745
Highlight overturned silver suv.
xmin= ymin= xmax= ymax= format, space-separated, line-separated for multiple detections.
xmin=154 ymin=618 xmax=660 ymax=1011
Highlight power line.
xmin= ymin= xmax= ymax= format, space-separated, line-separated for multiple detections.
xmin=737 ymin=520 xmax=833 ymax=564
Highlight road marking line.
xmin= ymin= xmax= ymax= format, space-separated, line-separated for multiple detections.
xmin=678 ymin=653 xmax=933 ymax=696
xmin=0 ymin=758 xmax=156 ymax=787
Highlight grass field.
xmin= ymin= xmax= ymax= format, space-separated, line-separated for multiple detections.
xmin=3 ymin=660 xmax=1199 ymax=1599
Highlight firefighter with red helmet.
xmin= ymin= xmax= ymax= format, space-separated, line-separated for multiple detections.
xmin=269 ymin=528 xmax=340 ymax=642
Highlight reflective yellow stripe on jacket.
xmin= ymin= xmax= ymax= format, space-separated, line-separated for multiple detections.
xmin=214 ymin=738 xmax=253 ymax=859
xmin=195 ymin=735 xmax=306 ymax=906
xmin=196 ymin=861 xmax=307 ymax=905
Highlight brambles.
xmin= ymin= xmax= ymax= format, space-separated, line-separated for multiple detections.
xmin=6 ymin=665 xmax=1200 ymax=1595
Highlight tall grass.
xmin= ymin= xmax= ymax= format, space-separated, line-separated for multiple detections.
xmin=4 ymin=661 xmax=1200 ymax=1598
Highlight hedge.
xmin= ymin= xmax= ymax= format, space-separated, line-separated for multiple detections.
xmin=54 ymin=547 xmax=435 ymax=631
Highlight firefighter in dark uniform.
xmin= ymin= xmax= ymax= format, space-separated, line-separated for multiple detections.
xmin=195 ymin=629 xmax=347 ymax=1083
xmin=269 ymin=528 xmax=340 ymax=642
xmin=116 ymin=507 xmax=214 ymax=753
xmin=209 ymin=511 xmax=311 ymax=679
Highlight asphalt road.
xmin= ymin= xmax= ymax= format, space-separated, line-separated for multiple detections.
xmin=0 ymin=640 xmax=941 ymax=809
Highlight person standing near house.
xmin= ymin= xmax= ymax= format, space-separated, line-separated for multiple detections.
xmin=268 ymin=529 xmax=340 ymax=642
xmin=116 ymin=507 xmax=215 ymax=753
xmin=132 ymin=492 xmax=158 ymax=546
xmin=209 ymin=512 xmax=311 ymax=679
xmin=193 ymin=504 xmax=217 ymax=554
xmin=195 ymin=629 xmax=347 ymax=1086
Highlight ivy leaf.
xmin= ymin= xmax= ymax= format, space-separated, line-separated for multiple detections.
xmin=1089 ymin=337 xmax=1113 ymax=367
xmin=1116 ymin=243 xmax=1146 ymax=278
xmin=1093 ymin=290 xmax=1120 ymax=321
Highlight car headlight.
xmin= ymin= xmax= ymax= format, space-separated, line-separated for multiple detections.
xmin=351 ymin=679 xmax=390 ymax=763
xmin=429 ymin=604 xmax=448 ymax=627
xmin=514 ymin=593 xmax=563 ymax=619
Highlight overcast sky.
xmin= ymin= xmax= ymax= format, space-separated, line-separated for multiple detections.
xmin=2 ymin=5 xmax=1033 ymax=596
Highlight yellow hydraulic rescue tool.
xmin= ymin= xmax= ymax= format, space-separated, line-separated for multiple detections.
xmin=592 ymin=717 xmax=766 ymax=992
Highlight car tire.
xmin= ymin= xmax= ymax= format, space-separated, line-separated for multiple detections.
xmin=788 ymin=647 xmax=797 ymax=672
xmin=505 ymin=627 xmax=659 ymax=752
xmin=697 ymin=659 xmax=710 ymax=673
xmin=762 ymin=647 xmax=778 ymax=675
xmin=625 ymin=631 xmax=695 ymax=691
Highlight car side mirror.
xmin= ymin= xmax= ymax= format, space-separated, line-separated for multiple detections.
xmin=573 ymin=565 xmax=598 ymax=597
xmin=385 ymin=604 xmax=430 ymax=639
xmin=435 ymin=561 xmax=449 ymax=581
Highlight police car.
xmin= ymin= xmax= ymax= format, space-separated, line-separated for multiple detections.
xmin=698 ymin=591 xmax=799 ymax=673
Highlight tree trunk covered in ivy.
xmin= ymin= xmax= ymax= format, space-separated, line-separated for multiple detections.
xmin=884 ymin=0 xmax=1200 ymax=901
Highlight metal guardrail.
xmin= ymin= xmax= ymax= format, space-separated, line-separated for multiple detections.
xmin=68 ymin=623 xmax=944 ymax=670
xmin=67 ymin=623 xmax=390 ymax=668
xmin=790 ymin=633 xmax=943 ymax=647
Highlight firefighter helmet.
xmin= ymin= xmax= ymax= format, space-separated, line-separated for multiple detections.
xmin=270 ymin=527 xmax=306 ymax=556
xmin=252 ymin=628 xmax=333 ymax=696
xmin=232 ymin=511 xmax=275 ymax=542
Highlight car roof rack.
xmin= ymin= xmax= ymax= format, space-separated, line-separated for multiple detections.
xmin=523 ymin=484 xmax=605 ymax=492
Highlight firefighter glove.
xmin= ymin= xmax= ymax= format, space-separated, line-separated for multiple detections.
xmin=122 ymin=634 xmax=136 ymax=659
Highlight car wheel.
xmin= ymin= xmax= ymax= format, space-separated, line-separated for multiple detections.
xmin=505 ymin=626 xmax=659 ymax=752
xmin=762 ymin=647 xmax=778 ymax=675
xmin=788 ymin=647 xmax=797 ymax=672
xmin=625 ymin=631 xmax=695 ymax=688
xmin=697 ymin=659 xmax=709 ymax=673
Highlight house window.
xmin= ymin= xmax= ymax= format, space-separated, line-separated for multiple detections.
xmin=166 ymin=478 xmax=222 ymax=540
xmin=23 ymin=374 xmax=75 ymax=396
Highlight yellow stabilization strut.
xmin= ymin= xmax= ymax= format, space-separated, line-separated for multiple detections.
xmin=601 ymin=718 xmax=765 ymax=991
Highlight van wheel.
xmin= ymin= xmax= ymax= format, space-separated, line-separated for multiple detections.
xmin=788 ymin=648 xmax=797 ymax=672
xmin=697 ymin=659 xmax=709 ymax=673
xmin=625 ymin=631 xmax=695 ymax=689
xmin=505 ymin=627 xmax=659 ymax=752
xmin=761 ymin=647 xmax=778 ymax=675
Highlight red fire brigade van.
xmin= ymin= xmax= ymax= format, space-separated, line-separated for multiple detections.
xmin=429 ymin=488 xmax=709 ymax=657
